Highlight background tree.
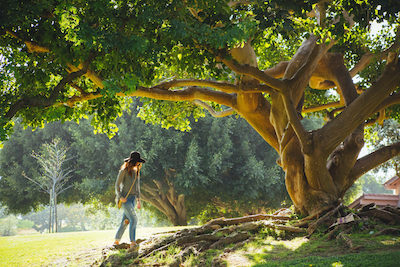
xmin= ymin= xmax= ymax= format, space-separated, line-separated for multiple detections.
xmin=0 ymin=122 xmax=80 ymax=213
xmin=0 ymin=105 xmax=287 ymax=225
xmin=22 ymin=139 xmax=74 ymax=232
xmin=365 ymin=119 xmax=400 ymax=175
xmin=343 ymin=173 xmax=392 ymax=205
xmin=72 ymin=105 xmax=287 ymax=225
xmin=2 ymin=0 xmax=399 ymax=215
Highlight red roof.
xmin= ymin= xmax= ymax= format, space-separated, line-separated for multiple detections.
xmin=384 ymin=175 xmax=400 ymax=190
xmin=348 ymin=193 xmax=399 ymax=209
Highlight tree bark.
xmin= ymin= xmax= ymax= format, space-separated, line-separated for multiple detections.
xmin=49 ymin=193 xmax=52 ymax=233
xmin=140 ymin=174 xmax=187 ymax=226
xmin=223 ymin=37 xmax=400 ymax=216
xmin=54 ymin=193 xmax=58 ymax=233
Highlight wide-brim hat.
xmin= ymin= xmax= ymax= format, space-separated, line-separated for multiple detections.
xmin=124 ymin=151 xmax=146 ymax=164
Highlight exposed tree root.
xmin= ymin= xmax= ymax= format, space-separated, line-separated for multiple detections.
xmin=372 ymin=228 xmax=400 ymax=237
xmin=99 ymin=206 xmax=400 ymax=266
xmin=307 ymin=204 xmax=344 ymax=235
xmin=359 ymin=208 xmax=400 ymax=224
xmin=204 ymin=213 xmax=291 ymax=227
xmin=294 ymin=205 xmax=336 ymax=227
xmin=100 ymin=213 xmax=303 ymax=266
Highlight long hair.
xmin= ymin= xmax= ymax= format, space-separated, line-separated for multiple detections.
xmin=120 ymin=161 xmax=136 ymax=176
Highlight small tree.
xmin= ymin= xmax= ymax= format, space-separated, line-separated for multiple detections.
xmin=23 ymin=139 xmax=74 ymax=233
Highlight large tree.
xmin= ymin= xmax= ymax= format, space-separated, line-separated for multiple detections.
xmin=1 ymin=0 xmax=400 ymax=215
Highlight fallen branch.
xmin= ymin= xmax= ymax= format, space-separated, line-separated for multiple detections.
xmin=205 ymin=214 xmax=291 ymax=227
xmin=358 ymin=208 xmax=400 ymax=224
xmin=262 ymin=221 xmax=306 ymax=233
xmin=382 ymin=206 xmax=400 ymax=217
xmin=209 ymin=232 xmax=250 ymax=249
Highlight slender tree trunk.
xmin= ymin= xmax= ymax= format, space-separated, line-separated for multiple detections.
xmin=49 ymin=192 xmax=53 ymax=233
xmin=54 ymin=193 xmax=58 ymax=233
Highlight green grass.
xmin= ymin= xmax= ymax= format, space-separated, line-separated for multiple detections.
xmin=253 ymin=250 xmax=400 ymax=267
xmin=0 ymin=227 xmax=191 ymax=267
xmin=236 ymin=233 xmax=400 ymax=267
xmin=136 ymin=231 xmax=400 ymax=267
xmin=3 ymin=226 xmax=400 ymax=267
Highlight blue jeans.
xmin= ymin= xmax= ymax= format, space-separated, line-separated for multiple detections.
xmin=115 ymin=195 xmax=137 ymax=242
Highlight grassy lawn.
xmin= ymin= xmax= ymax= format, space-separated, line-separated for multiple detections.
xmin=232 ymin=233 xmax=400 ymax=267
xmin=3 ymin=227 xmax=400 ymax=266
xmin=0 ymin=227 xmax=189 ymax=267
xmin=134 ymin=231 xmax=400 ymax=267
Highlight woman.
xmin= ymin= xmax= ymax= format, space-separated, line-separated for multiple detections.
xmin=114 ymin=151 xmax=145 ymax=249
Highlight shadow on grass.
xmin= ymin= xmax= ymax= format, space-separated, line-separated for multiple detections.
xmin=253 ymin=250 xmax=400 ymax=267
xmin=241 ymin=232 xmax=400 ymax=267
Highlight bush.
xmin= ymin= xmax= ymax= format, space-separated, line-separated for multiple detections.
xmin=17 ymin=219 xmax=34 ymax=229
xmin=0 ymin=216 xmax=18 ymax=236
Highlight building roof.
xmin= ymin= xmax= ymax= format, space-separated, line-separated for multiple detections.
xmin=383 ymin=175 xmax=400 ymax=190
xmin=348 ymin=193 xmax=399 ymax=209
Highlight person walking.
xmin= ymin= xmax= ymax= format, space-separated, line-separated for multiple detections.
xmin=114 ymin=151 xmax=145 ymax=249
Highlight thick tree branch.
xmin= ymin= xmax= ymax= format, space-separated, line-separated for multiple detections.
xmin=263 ymin=61 xmax=289 ymax=78
xmin=193 ymin=100 xmax=235 ymax=117
xmin=349 ymin=52 xmax=374 ymax=77
xmin=302 ymin=101 xmax=342 ymax=114
xmin=329 ymin=53 xmax=358 ymax=106
xmin=216 ymin=56 xmax=287 ymax=91
xmin=5 ymin=30 xmax=50 ymax=53
xmin=317 ymin=59 xmax=400 ymax=155
xmin=345 ymin=142 xmax=400 ymax=194
xmin=237 ymin=84 xmax=276 ymax=94
xmin=67 ymin=63 xmax=104 ymax=89
xmin=349 ymin=26 xmax=400 ymax=77
xmin=287 ymin=39 xmax=334 ymax=101
xmin=276 ymin=36 xmax=331 ymax=155
xmin=6 ymin=68 xmax=87 ymax=119
xmin=328 ymin=124 xmax=364 ymax=192
xmin=69 ymin=83 xmax=87 ymax=95
xmin=320 ymin=54 xmax=364 ymax=189
xmin=64 ymin=86 xmax=235 ymax=108
xmin=5 ymin=30 xmax=104 ymax=91
xmin=374 ymin=92 xmax=400 ymax=113
xmin=157 ymin=79 xmax=239 ymax=93
xmin=281 ymin=91 xmax=312 ymax=154
xmin=227 ymin=1 xmax=253 ymax=7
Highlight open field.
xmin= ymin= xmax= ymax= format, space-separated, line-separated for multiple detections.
xmin=0 ymin=227 xmax=190 ymax=267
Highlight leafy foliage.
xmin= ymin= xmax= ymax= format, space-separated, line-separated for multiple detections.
xmin=365 ymin=119 xmax=400 ymax=174
xmin=1 ymin=0 xmax=399 ymax=141
xmin=1 ymin=0 xmax=400 ymax=216
xmin=0 ymin=103 xmax=287 ymax=221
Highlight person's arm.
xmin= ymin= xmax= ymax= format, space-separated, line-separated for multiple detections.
xmin=136 ymin=169 xmax=141 ymax=209
xmin=115 ymin=170 xmax=124 ymax=199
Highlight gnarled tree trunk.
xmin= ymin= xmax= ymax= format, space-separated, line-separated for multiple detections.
xmin=140 ymin=170 xmax=187 ymax=226
xmin=227 ymin=36 xmax=400 ymax=216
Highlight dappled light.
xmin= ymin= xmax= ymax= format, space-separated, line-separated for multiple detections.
xmin=1 ymin=0 xmax=400 ymax=265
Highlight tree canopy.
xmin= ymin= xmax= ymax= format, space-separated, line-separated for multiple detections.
xmin=1 ymin=0 xmax=400 ymax=215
